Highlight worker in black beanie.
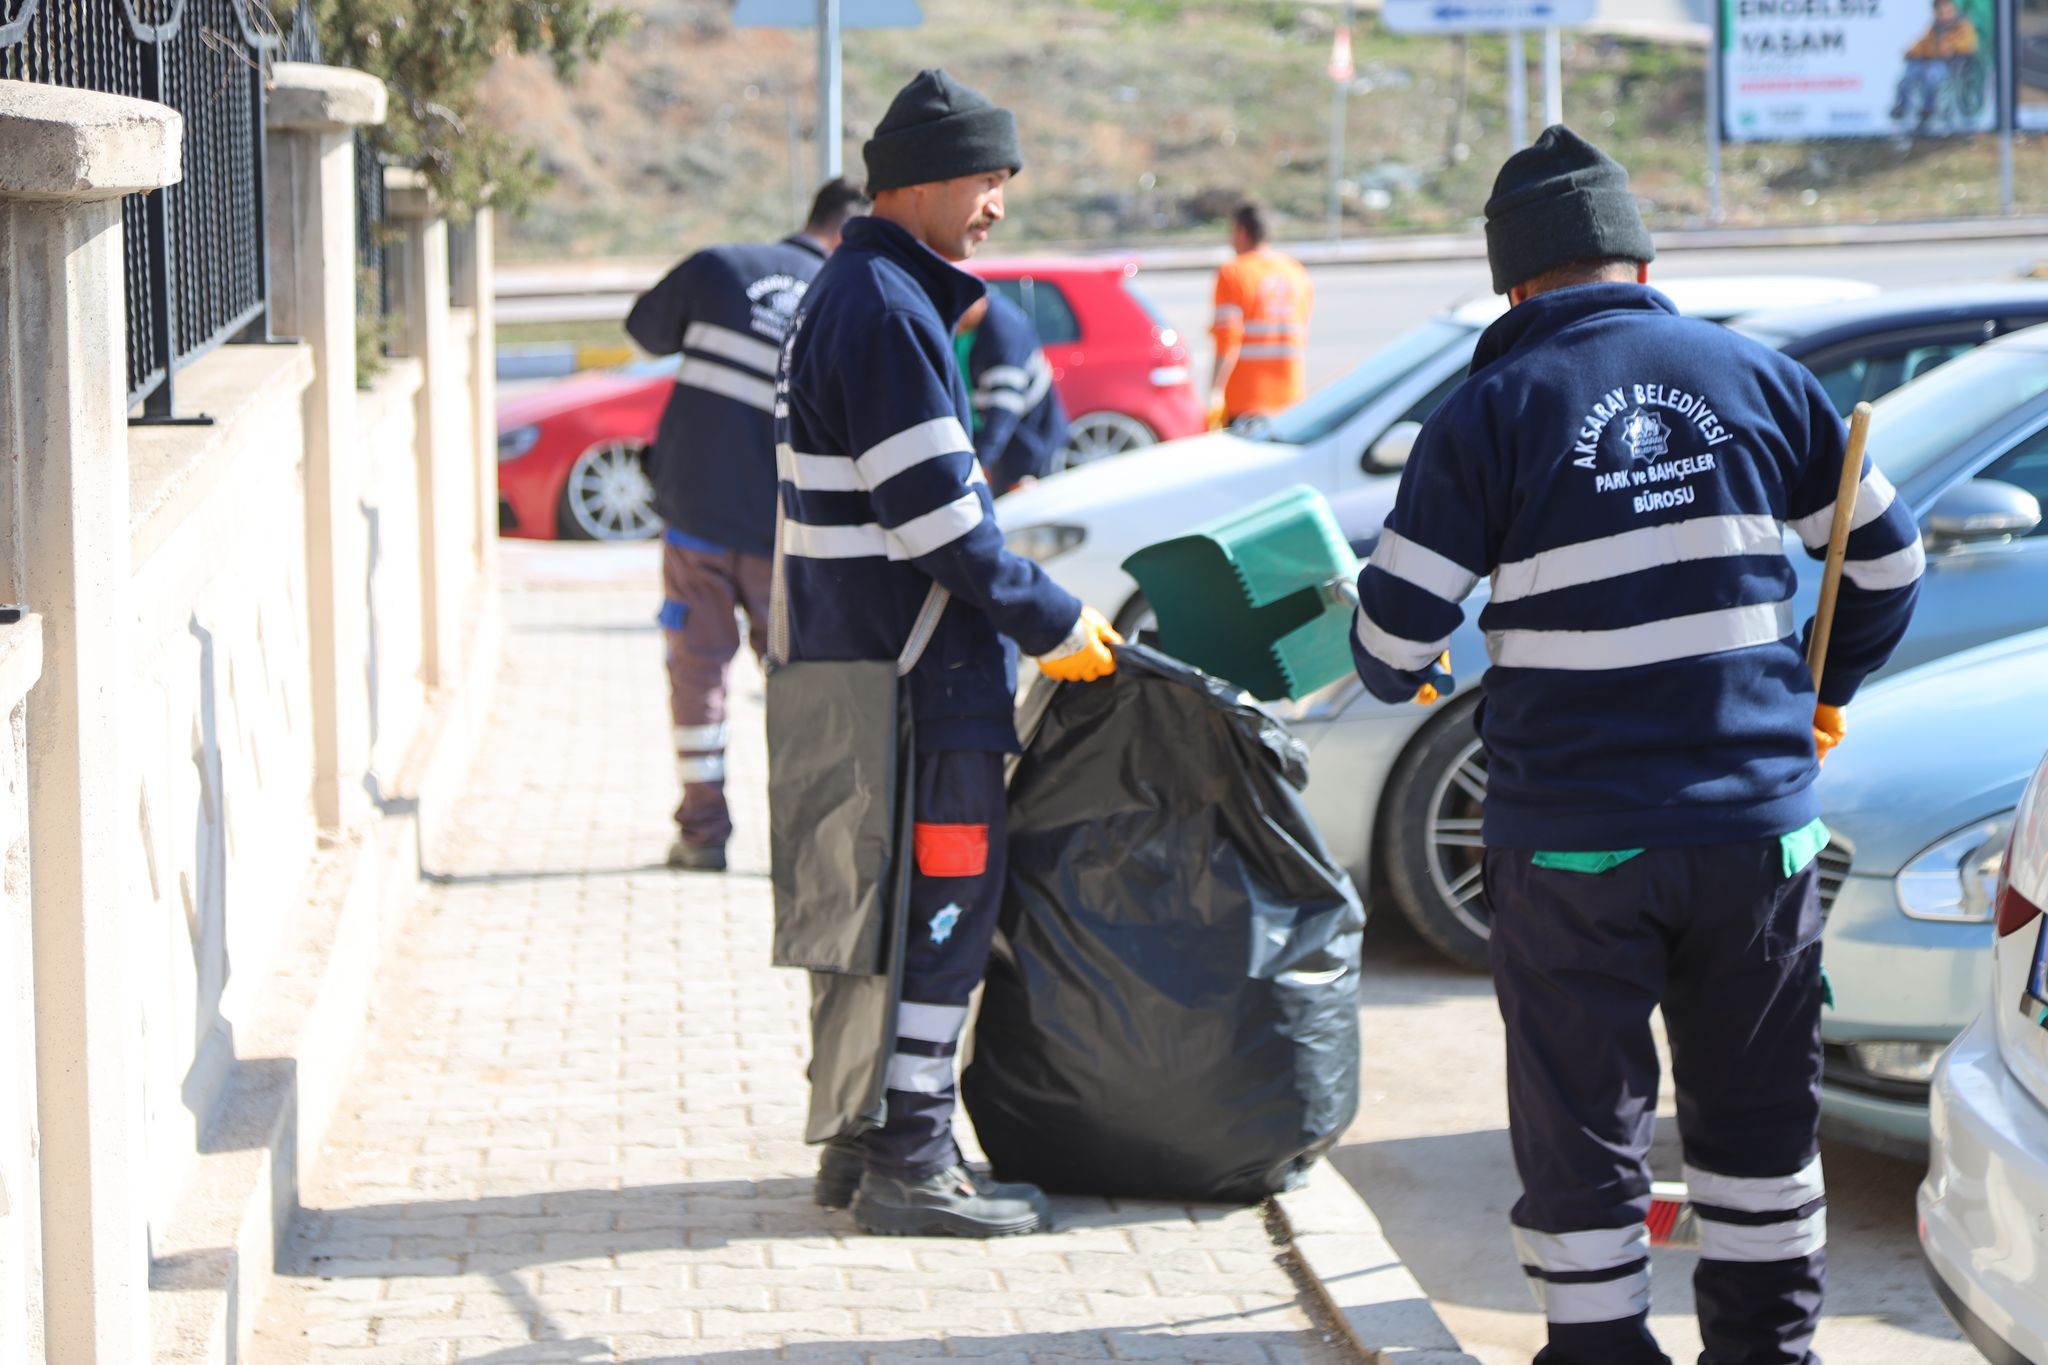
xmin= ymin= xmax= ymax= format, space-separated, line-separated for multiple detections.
xmin=1347 ymin=123 xmax=1922 ymax=1362
xmin=768 ymin=67 xmax=1119 ymax=1239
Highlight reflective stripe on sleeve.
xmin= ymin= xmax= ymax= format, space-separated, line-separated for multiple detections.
xmin=1789 ymin=467 xmax=1899 ymax=550
xmin=682 ymin=320 xmax=781 ymax=376
xmin=1372 ymin=528 xmax=1481 ymax=605
xmin=673 ymin=723 xmax=730 ymax=751
xmin=1353 ymin=610 xmax=1453 ymax=673
xmin=1238 ymin=343 xmax=1305 ymax=360
xmin=678 ymin=356 xmax=777 ymax=413
xmin=1486 ymin=599 xmax=1794 ymax=671
xmin=889 ymin=489 xmax=986 ymax=558
xmin=1213 ymin=304 xmax=1244 ymax=323
xmin=1841 ymin=538 xmax=1925 ymax=591
xmin=855 ymin=417 xmax=974 ymax=487
xmin=1490 ymin=514 xmax=1785 ymax=604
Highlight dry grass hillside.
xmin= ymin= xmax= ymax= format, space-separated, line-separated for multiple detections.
xmin=480 ymin=0 xmax=2047 ymax=261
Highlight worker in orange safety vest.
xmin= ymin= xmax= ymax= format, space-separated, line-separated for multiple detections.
xmin=1207 ymin=203 xmax=1313 ymax=427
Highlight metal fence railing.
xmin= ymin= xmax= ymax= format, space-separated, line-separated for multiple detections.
xmin=2 ymin=0 xmax=279 ymax=420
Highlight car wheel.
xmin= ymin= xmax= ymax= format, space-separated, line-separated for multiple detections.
xmin=1062 ymin=411 xmax=1156 ymax=467
xmin=1112 ymin=591 xmax=1156 ymax=640
xmin=558 ymin=440 xmax=660 ymax=542
xmin=1380 ymin=695 xmax=1492 ymax=971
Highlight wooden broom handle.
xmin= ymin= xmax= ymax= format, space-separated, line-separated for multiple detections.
xmin=1806 ymin=401 xmax=1874 ymax=700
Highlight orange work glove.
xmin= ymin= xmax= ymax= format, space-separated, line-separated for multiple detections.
xmin=1813 ymin=703 xmax=1846 ymax=765
xmin=1415 ymin=652 xmax=1455 ymax=706
xmin=1206 ymin=397 xmax=1228 ymax=431
xmin=1038 ymin=606 xmax=1123 ymax=683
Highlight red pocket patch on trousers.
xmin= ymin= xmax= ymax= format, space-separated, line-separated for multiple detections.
xmin=914 ymin=823 xmax=989 ymax=878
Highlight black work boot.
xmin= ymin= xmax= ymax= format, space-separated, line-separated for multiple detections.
xmin=666 ymin=839 xmax=726 ymax=872
xmin=814 ymin=1136 xmax=864 ymax=1209
xmin=851 ymin=1163 xmax=1049 ymax=1238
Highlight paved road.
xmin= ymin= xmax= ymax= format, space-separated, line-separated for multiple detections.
xmin=1332 ymin=910 xmax=1977 ymax=1365
xmin=1137 ymin=239 xmax=2048 ymax=393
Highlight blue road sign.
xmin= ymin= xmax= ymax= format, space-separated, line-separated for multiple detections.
xmin=1384 ymin=0 xmax=1588 ymax=33
xmin=732 ymin=0 xmax=923 ymax=26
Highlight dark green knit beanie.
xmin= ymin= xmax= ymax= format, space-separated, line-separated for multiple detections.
xmin=1484 ymin=125 xmax=1655 ymax=295
xmin=862 ymin=69 xmax=1022 ymax=195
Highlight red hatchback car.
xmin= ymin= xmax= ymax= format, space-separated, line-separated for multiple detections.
xmin=496 ymin=256 xmax=1203 ymax=541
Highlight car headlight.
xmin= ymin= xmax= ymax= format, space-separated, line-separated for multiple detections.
xmin=1844 ymin=1040 xmax=1946 ymax=1085
xmin=1894 ymin=813 xmax=2014 ymax=922
xmin=1005 ymin=523 xmax=1085 ymax=563
xmin=1267 ymin=675 xmax=1366 ymax=726
xmin=497 ymin=424 xmax=541 ymax=462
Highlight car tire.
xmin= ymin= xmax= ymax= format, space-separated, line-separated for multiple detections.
xmin=1112 ymin=591 xmax=1156 ymax=640
xmin=1062 ymin=411 xmax=1156 ymax=467
xmin=558 ymin=439 xmax=660 ymax=542
xmin=1380 ymin=694 xmax=1493 ymax=972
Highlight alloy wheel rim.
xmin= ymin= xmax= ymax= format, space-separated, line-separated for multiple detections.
xmin=568 ymin=441 xmax=659 ymax=541
xmin=1425 ymin=735 xmax=1492 ymax=942
xmin=1061 ymin=412 xmax=1152 ymax=466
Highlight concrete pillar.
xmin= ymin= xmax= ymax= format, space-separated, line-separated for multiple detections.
xmin=266 ymin=62 xmax=388 ymax=833
xmin=449 ymin=207 xmax=499 ymax=578
xmin=0 ymin=79 xmax=182 ymax=1365
xmin=387 ymin=169 xmax=461 ymax=688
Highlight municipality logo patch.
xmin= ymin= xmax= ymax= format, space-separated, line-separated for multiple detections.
xmin=929 ymin=903 xmax=962 ymax=945
xmin=1623 ymin=409 xmax=1671 ymax=463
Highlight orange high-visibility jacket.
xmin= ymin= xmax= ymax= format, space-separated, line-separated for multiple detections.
xmin=1212 ymin=246 xmax=1314 ymax=419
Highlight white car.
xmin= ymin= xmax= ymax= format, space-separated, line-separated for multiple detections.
xmin=998 ymin=276 xmax=1878 ymax=633
xmin=1921 ymin=745 xmax=2048 ymax=1365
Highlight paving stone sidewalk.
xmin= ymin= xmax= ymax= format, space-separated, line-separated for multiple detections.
xmin=251 ymin=545 xmax=1351 ymax=1365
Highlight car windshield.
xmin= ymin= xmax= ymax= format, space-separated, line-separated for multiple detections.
xmin=1867 ymin=347 xmax=2048 ymax=485
xmin=1257 ymin=319 xmax=1473 ymax=445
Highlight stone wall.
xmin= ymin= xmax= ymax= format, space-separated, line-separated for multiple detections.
xmin=359 ymin=359 xmax=429 ymax=786
xmin=126 ymin=345 xmax=321 ymax=1230
xmin=0 ymin=71 xmax=501 ymax=1363
xmin=0 ymin=622 xmax=45 ymax=1364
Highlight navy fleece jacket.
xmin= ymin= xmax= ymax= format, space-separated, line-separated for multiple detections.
xmin=774 ymin=216 xmax=1082 ymax=753
xmin=1351 ymin=283 xmax=1923 ymax=850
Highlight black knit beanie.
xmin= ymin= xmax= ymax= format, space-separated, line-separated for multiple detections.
xmin=862 ymin=69 xmax=1022 ymax=195
xmin=1484 ymin=125 xmax=1655 ymax=295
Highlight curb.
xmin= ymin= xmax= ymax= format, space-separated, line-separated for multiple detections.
xmin=1271 ymin=1161 xmax=1483 ymax=1364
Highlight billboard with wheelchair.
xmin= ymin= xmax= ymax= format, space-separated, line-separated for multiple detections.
xmin=2021 ymin=0 xmax=2048 ymax=130
xmin=1721 ymin=0 xmax=2001 ymax=139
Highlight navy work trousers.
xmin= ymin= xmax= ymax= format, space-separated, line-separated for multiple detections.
xmin=1485 ymin=839 xmax=1827 ymax=1365
xmin=863 ymin=749 xmax=1008 ymax=1178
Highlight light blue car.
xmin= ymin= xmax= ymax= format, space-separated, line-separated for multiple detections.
xmin=1811 ymin=627 xmax=2048 ymax=1157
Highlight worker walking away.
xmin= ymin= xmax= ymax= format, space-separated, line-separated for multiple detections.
xmin=1349 ymin=127 xmax=1923 ymax=1364
xmin=625 ymin=178 xmax=868 ymax=872
xmin=775 ymin=69 xmax=1120 ymax=1238
xmin=955 ymin=290 xmax=1069 ymax=494
xmin=1207 ymin=203 xmax=1312 ymax=427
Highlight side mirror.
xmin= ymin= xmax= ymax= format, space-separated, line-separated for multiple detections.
xmin=1923 ymin=478 xmax=2042 ymax=551
xmin=1365 ymin=420 xmax=1423 ymax=474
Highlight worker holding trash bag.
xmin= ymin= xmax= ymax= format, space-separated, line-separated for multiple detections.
xmin=1349 ymin=127 xmax=1923 ymax=1365
xmin=764 ymin=68 xmax=1120 ymax=1241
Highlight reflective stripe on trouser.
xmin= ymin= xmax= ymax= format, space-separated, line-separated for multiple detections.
xmin=1486 ymin=841 xmax=1826 ymax=1365
xmin=663 ymin=536 xmax=773 ymax=848
xmin=863 ymin=749 xmax=1007 ymax=1179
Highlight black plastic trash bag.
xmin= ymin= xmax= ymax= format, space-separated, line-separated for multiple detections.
xmin=961 ymin=645 xmax=1365 ymax=1203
